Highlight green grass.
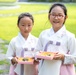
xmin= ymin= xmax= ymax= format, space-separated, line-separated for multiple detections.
xmin=0 ymin=0 xmax=16 ymax=3
xmin=0 ymin=59 xmax=9 ymax=65
xmin=0 ymin=3 xmax=76 ymax=42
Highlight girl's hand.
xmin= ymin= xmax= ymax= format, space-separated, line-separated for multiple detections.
xmin=53 ymin=52 xmax=64 ymax=61
xmin=31 ymin=57 xmax=39 ymax=64
xmin=11 ymin=57 xmax=18 ymax=65
xmin=34 ymin=60 xmax=39 ymax=65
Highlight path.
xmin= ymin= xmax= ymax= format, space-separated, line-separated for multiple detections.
xmin=0 ymin=39 xmax=10 ymax=75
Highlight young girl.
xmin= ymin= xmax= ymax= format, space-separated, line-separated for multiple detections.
xmin=36 ymin=3 xmax=76 ymax=75
xmin=6 ymin=12 xmax=39 ymax=75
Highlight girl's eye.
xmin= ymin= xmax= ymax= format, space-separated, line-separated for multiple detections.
xmin=28 ymin=25 xmax=31 ymax=27
xmin=22 ymin=25 xmax=25 ymax=26
xmin=50 ymin=14 xmax=65 ymax=19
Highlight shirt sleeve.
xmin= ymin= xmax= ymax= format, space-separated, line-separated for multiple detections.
xmin=35 ymin=33 xmax=43 ymax=51
xmin=6 ymin=39 xmax=16 ymax=60
xmin=63 ymin=34 xmax=76 ymax=64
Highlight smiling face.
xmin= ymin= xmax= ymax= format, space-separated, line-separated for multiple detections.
xmin=18 ymin=16 xmax=33 ymax=38
xmin=49 ymin=6 xmax=67 ymax=32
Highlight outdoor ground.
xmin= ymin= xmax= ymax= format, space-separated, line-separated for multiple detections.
xmin=0 ymin=38 xmax=10 ymax=75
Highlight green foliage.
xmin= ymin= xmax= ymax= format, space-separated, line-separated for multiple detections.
xmin=0 ymin=70 xmax=4 ymax=74
xmin=28 ymin=0 xmax=76 ymax=2
xmin=0 ymin=59 xmax=9 ymax=74
xmin=0 ymin=59 xmax=9 ymax=65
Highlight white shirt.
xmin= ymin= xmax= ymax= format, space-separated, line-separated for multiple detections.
xmin=6 ymin=32 xmax=38 ymax=75
xmin=36 ymin=25 xmax=76 ymax=75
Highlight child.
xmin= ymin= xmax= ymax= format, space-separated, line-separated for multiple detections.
xmin=36 ymin=3 xmax=76 ymax=75
xmin=6 ymin=12 xmax=39 ymax=75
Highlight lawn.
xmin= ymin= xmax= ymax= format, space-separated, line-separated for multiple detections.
xmin=0 ymin=2 xmax=76 ymax=42
xmin=0 ymin=0 xmax=16 ymax=3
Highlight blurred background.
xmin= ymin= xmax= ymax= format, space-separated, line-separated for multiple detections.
xmin=0 ymin=0 xmax=76 ymax=2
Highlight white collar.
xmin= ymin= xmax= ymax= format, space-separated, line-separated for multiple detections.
xmin=50 ymin=25 xmax=66 ymax=38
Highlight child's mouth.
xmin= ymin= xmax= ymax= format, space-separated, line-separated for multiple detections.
xmin=53 ymin=21 xmax=60 ymax=24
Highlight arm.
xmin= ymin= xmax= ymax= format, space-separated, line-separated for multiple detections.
xmin=6 ymin=39 xmax=17 ymax=65
xmin=63 ymin=34 xmax=76 ymax=64
xmin=53 ymin=34 xmax=76 ymax=64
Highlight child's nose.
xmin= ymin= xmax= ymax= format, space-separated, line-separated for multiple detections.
xmin=54 ymin=16 xmax=59 ymax=19
xmin=25 ymin=27 xmax=28 ymax=30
